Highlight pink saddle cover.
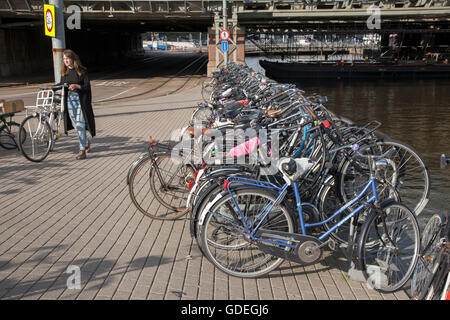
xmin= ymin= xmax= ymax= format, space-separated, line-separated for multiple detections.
xmin=229 ymin=137 xmax=260 ymax=157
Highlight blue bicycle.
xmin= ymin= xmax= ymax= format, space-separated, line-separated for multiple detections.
xmin=197 ymin=144 xmax=420 ymax=292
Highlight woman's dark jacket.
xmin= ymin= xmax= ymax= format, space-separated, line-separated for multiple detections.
xmin=60 ymin=69 xmax=96 ymax=137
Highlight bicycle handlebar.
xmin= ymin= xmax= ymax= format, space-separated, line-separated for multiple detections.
xmin=330 ymin=144 xmax=396 ymax=160
xmin=39 ymin=83 xmax=68 ymax=91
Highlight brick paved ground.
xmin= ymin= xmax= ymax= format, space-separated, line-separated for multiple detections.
xmin=0 ymin=85 xmax=410 ymax=300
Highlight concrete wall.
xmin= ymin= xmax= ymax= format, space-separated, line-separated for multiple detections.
xmin=65 ymin=30 xmax=143 ymax=68
xmin=0 ymin=28 xmax=52 ymax=77
xmin=0 ymin=27 xmax=143 ymax=78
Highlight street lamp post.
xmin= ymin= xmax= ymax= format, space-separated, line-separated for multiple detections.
xmin=49 ymin=0 xmax=66 ymax=83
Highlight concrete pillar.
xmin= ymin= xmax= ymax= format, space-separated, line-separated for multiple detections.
xmin=207 ymin=26 xmax=217 ymax=77
xmin=206 ymin=25 xmax=246 ymax=77
xmin=233 ymin=25 xmax=246 ymax=65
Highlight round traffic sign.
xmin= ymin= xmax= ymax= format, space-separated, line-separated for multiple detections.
xmin=45 ymin=8 xmax=53 ymax=32
xmin=220 ymin=30 xmax=230 ymax=41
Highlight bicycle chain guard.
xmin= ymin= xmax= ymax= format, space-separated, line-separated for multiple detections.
xmin=254 ymin=229 xmax=322 ymax=266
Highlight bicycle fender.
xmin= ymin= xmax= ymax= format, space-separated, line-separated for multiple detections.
xmin=126 ymin=153 xmax=151 ymax=185
xmin=197 ymin=185 xmax=253 ymax=227
xmin=197 ymin=184 xmax=284 ymax=228
xmin=202 ymin=166 xmax=252 ymax=179
xmin=197 ymin=192 xmax=226 ymax=226
xmin=380 ymin=198 xmax=397 ymax=209
xmin=186 ymin=168 xmax=205 ymax=208
xmin=189 ymin=181 xmax=221 ymax=238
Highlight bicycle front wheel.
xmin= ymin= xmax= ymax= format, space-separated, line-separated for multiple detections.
xmin=128 ymin=153 xmax=193 ymax=220
xmin=0 ymin=122 xmax=25 ymax=150
xmin=199 ymin=188 xmax=295 ymax=278
xmin=357 ymin=202 xmax=420 ymax=292
xmin=339 ymin=139 xmax=430 ymax=216
xmin=411 ymin=214 xmax=443 ymax=299
xmin=18 ymin=114 xmax=53 ymax=162
xmin=201 ymin=78 xmax=215 ymax=102
xmin=191 ymin=106 xmax=213 ymax=123
xmin=149 ymin=153 xmax=195 ymax=217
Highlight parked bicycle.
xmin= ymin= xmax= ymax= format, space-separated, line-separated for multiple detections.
xmin=411 ymin=211 xmax=449 ymax=299
xmin=196 ymin=144 xmax=420 ymax=292
xmin=0 ymin=112 xmax=26 ymax=150
xmin=127 ymin=136 xmax=196 ymax=220
xmin=18 ymin=83 xmax=67 ymax=162
xmin=127 ymin=63 xmax=432 ymax=294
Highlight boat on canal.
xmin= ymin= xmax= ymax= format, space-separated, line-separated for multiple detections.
xmin=259 ymin=59 xmax=450 ymax=79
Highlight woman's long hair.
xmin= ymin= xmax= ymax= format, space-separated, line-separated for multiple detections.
xmin=61 ymin=49 xmax=86 ymax=77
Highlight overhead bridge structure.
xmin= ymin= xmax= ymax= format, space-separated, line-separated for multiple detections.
xmin=1 ymin=0 xmax=449 ymax=76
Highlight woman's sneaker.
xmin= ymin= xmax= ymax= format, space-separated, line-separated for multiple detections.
xmin=76 ymin=150 xmax=86 ymax=160
xmin=85 ymin=139 xmax=91 ymax=153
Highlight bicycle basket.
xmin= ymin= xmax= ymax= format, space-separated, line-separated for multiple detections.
xmin=36 ymin=89 xmax=54 ymax=111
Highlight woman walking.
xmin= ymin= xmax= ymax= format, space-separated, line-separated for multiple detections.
xmin=60 ymin=49 xmax=96 ymax=160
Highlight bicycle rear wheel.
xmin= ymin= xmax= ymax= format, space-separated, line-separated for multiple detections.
xmin=0 ymin=122 xmax=25 ymax=150
xmin=357 ymin=202 xmax=420 ymax=292
xmin=18 ymin=114 xmax=53 ymax=162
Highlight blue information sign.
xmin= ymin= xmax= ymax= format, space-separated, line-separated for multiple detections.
xmin=221 ymin=41 xmax=228 ymax=52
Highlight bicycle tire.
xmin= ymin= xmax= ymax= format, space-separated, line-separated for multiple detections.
xmin=18 ymin=114 xmax=53 ymax=162
xmin=149 ymin=153 xmax=195 ymax=218
xmin=192 ymin=106 xmax=213 ymax=123
xmin=424 ymin=255 xmax=449 ymax=300
xmin=0 ymin=122 xmax=25 ymax=150
xmin=339 ymin=139 xmax=430 ymax=216
xmin=128 ymin=153 xmax=191 ymax=220
xmin=357 ymin=201 xmax=420 ymax=293
xmin=201 ymin=78 xmax=214 ymax=102
xmin=318 ymin=176 xmax=353 ymax=244
xmin=411 ymin=214 xmax=443 ymax=299
xmin=190 ymin=181 xmax=223 ymax=254
xmin=198 ymin=187 xmax=295 ymax=278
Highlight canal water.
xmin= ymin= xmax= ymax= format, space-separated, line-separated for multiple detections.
xmin=246 ymin=56 xmax=450 ymax=225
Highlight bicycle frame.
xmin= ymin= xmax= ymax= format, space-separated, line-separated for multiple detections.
xmin=208 ymin=172 xmax=380 ymax=249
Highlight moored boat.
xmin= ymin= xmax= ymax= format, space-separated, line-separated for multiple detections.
xmin=259 ymin=59 xmax=450 ymax=79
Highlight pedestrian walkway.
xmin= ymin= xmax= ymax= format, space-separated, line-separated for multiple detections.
xmin=0 ymin=85 xmax=410 ymax=300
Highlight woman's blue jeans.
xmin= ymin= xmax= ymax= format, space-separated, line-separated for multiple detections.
xmin=67 ymin=92 xmax=87 ymax=151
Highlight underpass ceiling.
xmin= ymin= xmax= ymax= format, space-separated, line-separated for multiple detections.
xmin=0 ymin=0 xmax=449 ymax=33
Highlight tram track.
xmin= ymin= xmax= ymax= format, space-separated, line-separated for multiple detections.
xmin=93 ymin=52 xmax=207 ymax=104
xmin=0 ymin=52 xmax=207 ymax=106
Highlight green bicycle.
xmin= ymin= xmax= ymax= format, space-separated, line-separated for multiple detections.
xmin=0 ymin=112 xmax=26 ymax=150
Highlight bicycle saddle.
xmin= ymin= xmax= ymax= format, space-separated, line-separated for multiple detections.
xmin=185 ymin=127 xmax=212 ymax=137
xmin=279 ymin=157 xmax=315 ymax=183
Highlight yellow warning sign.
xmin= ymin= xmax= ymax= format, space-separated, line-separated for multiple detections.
xmin=44 ymin=4 xmax=55 ymax=37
